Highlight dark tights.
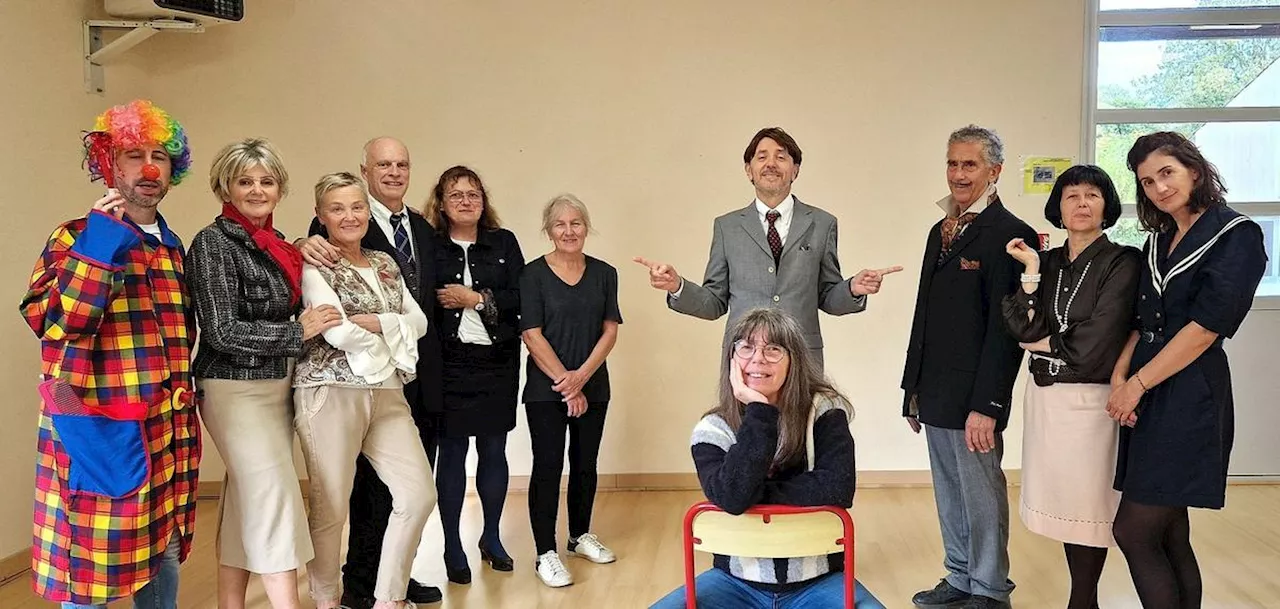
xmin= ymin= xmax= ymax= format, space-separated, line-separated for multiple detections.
xmin=436 ymin=433 xmax=511 ymax=567
xmin=1112 ymin=498 xmax=1202 ymax=609
xmin=1063 ymin=543 xmax=1107 ymax=609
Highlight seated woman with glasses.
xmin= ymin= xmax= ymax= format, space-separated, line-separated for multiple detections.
xmin=650 ymin=308 xmax=885 ymax=609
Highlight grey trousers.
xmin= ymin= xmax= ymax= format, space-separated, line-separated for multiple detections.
xmin=924 ymin=424 xmax=1015 ymax=601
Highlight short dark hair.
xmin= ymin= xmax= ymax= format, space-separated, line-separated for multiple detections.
xmin=1043 ymin=165 xmax=1123 ymax=230
xmin=1126 ymin=131 xmax=1227 ymax=233
xmin=743 ymin=127 xmax=802 ymax=166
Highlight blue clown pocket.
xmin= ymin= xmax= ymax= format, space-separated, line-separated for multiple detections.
xmin=41 ymin=379 xmax=150 ymax=498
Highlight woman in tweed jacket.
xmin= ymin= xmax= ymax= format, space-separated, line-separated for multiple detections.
xmin=187 ymin=139 xmax=341 ymax=609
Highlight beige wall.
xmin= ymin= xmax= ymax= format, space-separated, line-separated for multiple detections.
xmin=0 ymin=0 xmax=1088 ymax=559
xmin=0 ymin=0 xmax=158 ymax=563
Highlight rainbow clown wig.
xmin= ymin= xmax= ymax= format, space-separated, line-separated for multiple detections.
xmin=83 ymin=99 xmax=192 ymax=186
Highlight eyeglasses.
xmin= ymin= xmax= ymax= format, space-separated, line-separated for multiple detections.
xmin=733 ymin=340 xmax=787 ymax=363
xmin=446 ymin=191 xmax=483 ymax=204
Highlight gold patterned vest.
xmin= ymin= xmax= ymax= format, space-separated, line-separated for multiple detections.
xmin=294 ymin=249 xmax=416 ymax=388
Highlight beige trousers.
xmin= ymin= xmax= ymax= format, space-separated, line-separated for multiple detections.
xmin=294 ymin=385 xmax=436 ymax=602
xmin=199 ymin=375 xmax=314 ymax=573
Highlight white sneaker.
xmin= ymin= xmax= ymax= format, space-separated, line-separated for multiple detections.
xmin=568 ymin=533 xmax=617 ymax=564
xmin=535 ymin=551 xmax=573 ymax=588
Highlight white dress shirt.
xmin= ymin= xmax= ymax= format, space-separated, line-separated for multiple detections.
xmin=370 ymin=197 xmax=416 ymax=262
xmin=754 ymin=194 xmax=796 ymax=245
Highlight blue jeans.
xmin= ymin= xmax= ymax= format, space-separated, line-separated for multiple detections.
xmin=62 ymin=533 xmax=181 ymax=609
xmin=650 ymin=568 xmax=886 ymax=609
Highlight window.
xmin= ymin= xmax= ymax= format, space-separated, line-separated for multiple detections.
xmin=1085 ymin=0 xmax=1280 ymax=302
xmin=1102 ymin=0 xmax=1280 ymax=9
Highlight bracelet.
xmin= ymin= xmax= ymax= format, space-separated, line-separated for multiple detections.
xmin=1133 ymin=372 xmax=1149 ymax=392
xmin=1020 ymin=273 xmax=1041 ymax=283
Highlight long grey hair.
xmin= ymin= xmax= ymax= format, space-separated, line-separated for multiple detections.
xmin=705 ymin=307 xmax=852 ymax=469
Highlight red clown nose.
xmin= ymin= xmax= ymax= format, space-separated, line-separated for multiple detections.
xmin=141 ymin=164 xmax=161 ymax=181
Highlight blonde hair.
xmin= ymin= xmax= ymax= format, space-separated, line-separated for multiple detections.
xmin=541 ymin=193 xmax=593 ymax=236
xmin=314 ymin=171 xmax=368 ymax=208
xmin=209 ymin=138 xmax=289 ymax=202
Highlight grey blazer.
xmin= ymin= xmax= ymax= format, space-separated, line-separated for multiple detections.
xmin=668 ymin=198 xmax=865 ymax=358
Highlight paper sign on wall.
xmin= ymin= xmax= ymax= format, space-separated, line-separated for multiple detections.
xmin=1021 ymin=156 xmax=1074 ymax=195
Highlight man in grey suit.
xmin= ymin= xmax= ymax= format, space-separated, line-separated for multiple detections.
xmin=636 ymin=127 xmax=900 ymax=366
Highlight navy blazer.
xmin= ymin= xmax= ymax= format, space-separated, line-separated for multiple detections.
xmin=900 ymin=199 xmax=1038 ymax=432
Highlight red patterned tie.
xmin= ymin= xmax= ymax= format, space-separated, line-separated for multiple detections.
xmin=766 ymin=210 xmax=783 ymax=265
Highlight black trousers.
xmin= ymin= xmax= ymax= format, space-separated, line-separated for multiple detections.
xmin=341 ymin=407 xmax=439 ymax=598
xmin=526 ymin=400 xmax=609 ymax=554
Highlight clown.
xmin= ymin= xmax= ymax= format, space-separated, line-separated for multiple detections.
xmin=19 ymin=100 xmax=199 ymax=609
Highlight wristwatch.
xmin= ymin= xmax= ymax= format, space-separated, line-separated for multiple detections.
xmin=474 ymin=295 xmax=486 ymax=312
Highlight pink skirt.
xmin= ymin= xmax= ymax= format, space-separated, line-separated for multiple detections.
xmin=1020 ymin=380 xmax=1120 ymax=548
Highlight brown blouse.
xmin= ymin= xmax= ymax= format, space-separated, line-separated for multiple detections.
xmin=1001 ymin=235 xmax=1141 ymax=386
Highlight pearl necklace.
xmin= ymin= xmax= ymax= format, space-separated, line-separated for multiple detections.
xmin=1047 ymin=259 xmax=1092 ymax=375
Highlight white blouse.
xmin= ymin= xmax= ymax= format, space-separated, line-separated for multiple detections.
xmin=300 ymin=263 xmax=429 ymax=386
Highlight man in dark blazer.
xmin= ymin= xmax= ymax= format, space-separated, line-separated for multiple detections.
xmin=297 ymin=137 xmax=444 ymax=607
xmin=901 ymin=126 xmax=1037 ymax=609
xmin=636 ymin=127 xmax=901 ymax=367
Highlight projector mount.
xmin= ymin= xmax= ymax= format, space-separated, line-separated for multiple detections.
xmin=83 ymin=18 xmax=204 ymax=94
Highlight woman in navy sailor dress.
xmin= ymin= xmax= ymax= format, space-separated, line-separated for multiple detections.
xmin=1106 ymin=132 xmax=1267 ymax=609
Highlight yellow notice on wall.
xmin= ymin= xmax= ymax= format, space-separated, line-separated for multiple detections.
xmin=1021 ymin=156 xmax=1074 ymax=195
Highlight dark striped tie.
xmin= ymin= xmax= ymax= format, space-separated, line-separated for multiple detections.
xmin=390 ymin=212 xmax=414 ymax=267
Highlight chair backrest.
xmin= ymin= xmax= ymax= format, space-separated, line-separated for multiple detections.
xmin=690 ymin=505 xmax=848 ymax=558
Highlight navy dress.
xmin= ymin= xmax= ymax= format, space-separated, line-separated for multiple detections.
xmin=1115 ymin=205 xmax=1267 ymax=509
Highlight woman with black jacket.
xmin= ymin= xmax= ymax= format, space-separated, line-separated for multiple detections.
xmin=424 ymin=165 xmax=524 ymax=584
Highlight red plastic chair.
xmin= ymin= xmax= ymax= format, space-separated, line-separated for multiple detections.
xmin=682 ymin=501 xmax=856 ymax=608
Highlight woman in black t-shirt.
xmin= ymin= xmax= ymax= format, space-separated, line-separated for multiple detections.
xmin=519 ymin=193 xmax=623 ymax=589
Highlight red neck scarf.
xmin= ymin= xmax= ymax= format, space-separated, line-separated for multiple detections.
xmin=220 ymin=203 xmax=303 ymax=306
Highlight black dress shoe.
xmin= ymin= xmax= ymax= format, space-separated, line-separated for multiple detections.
xmin=445 ymin=565 xmax=472 ymax=585
xmin=960 ymin=595 xmax=1011 ymax=609
xmin=912 ymin=579 xmax=972 ymax=608
xmin=406 ymin=579 xmax=443 ymax=604
xmin=479 ymin=544 xmax=514 ymax=572
xmin=443 ymin=553 xmax=472 ymax=585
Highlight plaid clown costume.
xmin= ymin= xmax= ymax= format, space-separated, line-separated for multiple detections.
xmin=20 ymin=209 xmax=200 ymax=605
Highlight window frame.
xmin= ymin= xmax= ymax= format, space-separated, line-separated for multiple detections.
xmin=1083 ymin=1 xmax=1280 ymax=309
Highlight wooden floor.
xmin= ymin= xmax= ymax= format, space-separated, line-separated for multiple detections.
xmin=3 ymin=486 xmax=1279 ymax=608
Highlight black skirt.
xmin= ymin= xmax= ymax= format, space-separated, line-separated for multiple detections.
xmin=439 ymin=339 xmax=521 ymax=437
